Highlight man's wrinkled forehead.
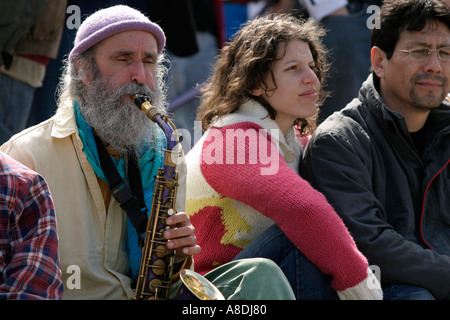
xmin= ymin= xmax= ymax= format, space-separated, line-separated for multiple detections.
xmin=94 ymin=30 xmax=158 ymax=56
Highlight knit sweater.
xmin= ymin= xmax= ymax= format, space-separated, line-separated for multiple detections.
xmin=186 ymin=100 xmax=382 ymax=299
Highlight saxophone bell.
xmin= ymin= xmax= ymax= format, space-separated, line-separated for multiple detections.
xmin=176 ymin=269 xmax=225 ymax=300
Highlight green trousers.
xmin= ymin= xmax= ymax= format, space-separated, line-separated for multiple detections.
xmin=171 ymin=258 xmax=295 ymax=300
xmin=203 ymin=258 xmax=295 ymax=300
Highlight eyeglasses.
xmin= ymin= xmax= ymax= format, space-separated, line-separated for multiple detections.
xmin=396 ymin=48 xmax=450 ymax=62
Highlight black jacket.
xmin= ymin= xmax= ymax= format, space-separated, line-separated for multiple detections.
xmin=301 ymin=74 xmax=450 ymax=299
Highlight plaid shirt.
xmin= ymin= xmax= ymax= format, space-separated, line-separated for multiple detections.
xmin=0 ymin=152 xmax=63 ymax=299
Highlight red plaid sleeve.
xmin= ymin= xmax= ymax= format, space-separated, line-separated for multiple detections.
xmin=0 ymin=153 xmax=63 ymax=299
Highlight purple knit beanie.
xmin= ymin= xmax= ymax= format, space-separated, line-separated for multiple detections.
xmin=69 ymin=5 xmax=166 ymax=63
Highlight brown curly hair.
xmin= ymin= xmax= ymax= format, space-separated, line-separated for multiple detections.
xmin=197 ymin=13 xmax=329 ymax=137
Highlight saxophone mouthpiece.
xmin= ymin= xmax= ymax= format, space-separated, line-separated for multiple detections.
xmin=130 ymin=94 xmax=150 ymax=110
xmin=130 ymin=94 xmax=160 ymax=121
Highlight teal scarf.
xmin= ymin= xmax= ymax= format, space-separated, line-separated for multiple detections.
xmin=73 ymin=101 xmax=166 ymax=281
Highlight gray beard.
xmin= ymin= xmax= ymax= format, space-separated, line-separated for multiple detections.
xmin=79 ymin=80 xmax=163 ymax=156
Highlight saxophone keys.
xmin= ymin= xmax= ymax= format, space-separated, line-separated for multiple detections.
xmin=167 ymin=208 xmax=175 ymax=216
xmin=151 ymin=259 xmax=166 ymax=276
xmin=155 ymin=244 xmax=168 ymax=258
xmin=148 ymin=278 xmax=162 ymax=293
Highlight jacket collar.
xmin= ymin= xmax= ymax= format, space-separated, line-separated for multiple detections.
xmin=359 ymin=74 xmax=410 ymax=136
xmin=51 ymin=100 xmax=79 ymax=139
xmin=212 ymin=99 xmax=302 ymax=151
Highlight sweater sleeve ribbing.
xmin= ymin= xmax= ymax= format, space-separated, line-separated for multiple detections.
xmin=200 ymin=122 xmax=369 ymax=291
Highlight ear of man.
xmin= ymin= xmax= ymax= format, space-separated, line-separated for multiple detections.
xmin=371 ymin=46 xmax=387 ymax=80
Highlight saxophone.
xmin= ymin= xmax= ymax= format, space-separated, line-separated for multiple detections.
xmin=131 ymin=94 xmax=224 ymax=300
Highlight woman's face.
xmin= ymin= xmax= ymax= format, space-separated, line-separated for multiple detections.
xmin=252 ymin=39 xmax=320 ymax=135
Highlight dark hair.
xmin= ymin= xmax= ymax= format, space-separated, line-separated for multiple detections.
xmin=197 ymin=13 xmax=329 ymax=136
xmin=371 ymin=0 xmax=450 ymax=59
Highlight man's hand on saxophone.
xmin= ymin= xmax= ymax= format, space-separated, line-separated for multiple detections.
xmin=164 ymin=211 xmax=201 ymax=262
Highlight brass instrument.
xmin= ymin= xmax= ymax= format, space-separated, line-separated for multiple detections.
xmin=131 ymin=94 xmax=224 ymax=300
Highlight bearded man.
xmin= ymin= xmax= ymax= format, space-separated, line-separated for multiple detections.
xmin=1 ymin=5 xmax=297 ymax=300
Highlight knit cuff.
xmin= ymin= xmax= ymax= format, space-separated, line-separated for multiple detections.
xmin=337 ymin=267 xmax=383 ymax=300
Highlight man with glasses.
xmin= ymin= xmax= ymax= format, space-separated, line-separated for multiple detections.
xmin=301 ymin=0 xmax=450 ymax=300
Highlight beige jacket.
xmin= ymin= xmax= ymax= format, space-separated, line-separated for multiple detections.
xmin=1 ymin=102 xmax=187 ymax=299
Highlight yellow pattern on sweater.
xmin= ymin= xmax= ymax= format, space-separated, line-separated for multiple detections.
xmin=186 ymin=196 xmax=253 ymax=248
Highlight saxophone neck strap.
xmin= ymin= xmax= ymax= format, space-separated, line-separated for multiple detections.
xmin=93 ymin=131 xmax=148 ymax=246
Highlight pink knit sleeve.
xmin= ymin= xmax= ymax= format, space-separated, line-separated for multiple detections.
xmin=200 ymin=122 xmax=369 ymax=291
